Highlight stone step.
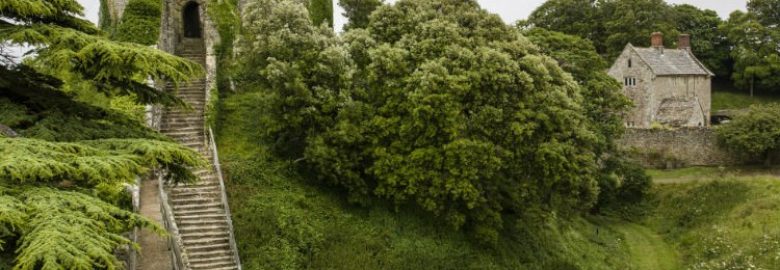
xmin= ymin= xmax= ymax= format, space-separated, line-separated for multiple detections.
xmin=188 ymin=255 xmax=234 ymax=265
xmin=171 ymin=185 xmax=221 ymax=194
xmin=170 ymin=136 xmax=206 ymax=145
xmin=172 ymin=201 xmax=223 ymax=211
xmin=187 ymin=249 xmax=233 ymax=259
xmin=189 ymin=258 xmax=236 ymax=269
xmin=167 ymin=84 xmax=207 ymax=90
xmin=181 ymin=231 xmax=229 ymax=241
xmin=191 ymin=265 xmax=238 ymax=270
xmin=178 ymin=213 xmax=227 ymax=221
xmin=160 ymin=121 xmax=205 ymax=128
xmin=173 ymin=208 xmax=223 ymax=218
xmin=165 ymin=131 xmax=204 ymax=139
xmin=161 ymin=115 xmax=204 ymax=121
xmin=183 ymin=236 xmax=229 ymax=247
xmin=171 ymin=196 xmax=220 ymax=205
xmin=178 ymin=224 xmax=230 ymax=235
xmin=184 ymin=242 xmax=231 ymax=254
xmin=168 ymin=84 xmax=207 ymax=90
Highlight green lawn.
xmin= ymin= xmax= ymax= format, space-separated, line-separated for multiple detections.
xmin=647 ymin=166 xmax=780 ymax=184
xmin=608 ymin=222 xmax=680 ymax=270
xmin=711 ymin=81 xmax=780 ymax=111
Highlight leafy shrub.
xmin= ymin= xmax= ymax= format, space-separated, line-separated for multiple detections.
xmin=717 ymin=104 xmax=780 ymax=165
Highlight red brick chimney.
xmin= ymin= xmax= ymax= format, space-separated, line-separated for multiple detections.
xmin=651 ymin=32 xmax=664 ymax=48
xmin=678 ymin=34 xmax=691 ymax=51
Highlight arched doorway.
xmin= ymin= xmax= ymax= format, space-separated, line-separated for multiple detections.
xmin=182 ymin=1 xmax=201 ymax=38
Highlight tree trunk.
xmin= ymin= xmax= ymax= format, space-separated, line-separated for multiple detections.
xmin=750 ymin=76 xmax=755 ymax=98
xmin=765 ymin=152 xmax=772 ymax=167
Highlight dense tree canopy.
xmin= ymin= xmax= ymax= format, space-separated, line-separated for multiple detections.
xmin=672 ymin=4 xmax=731 ymax=77
xmin=0 ymin=0 xmax=205 ymax=268
xmin=239 ymin=0 xmax=638 ymax=243
xmin=525 ymin=0 xmax=730 ymax=74
xmin=308 ymin=0 xmax=333 ymax=27
xmin=747 ymin=0 xmax=780 ymax=27
xmin=526 ymin=0 xmax=678 ymax=59
xmin=722 ymin=1 xmax=780 ymax=94
xmin=338 ymin=0 xmax=383 ymax=30
xmin=524 ymin=0 xmax=603 ymax=51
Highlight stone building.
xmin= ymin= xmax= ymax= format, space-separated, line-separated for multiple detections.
xmin=608 ymin=32 xmax=714 ymax=128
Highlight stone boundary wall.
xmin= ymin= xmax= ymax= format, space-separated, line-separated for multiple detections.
xmin=618 ymin=128 xmax=745 ymax=168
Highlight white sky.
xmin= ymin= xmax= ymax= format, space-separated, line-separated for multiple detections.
xmin=76 ymin=0 xmax=748 ymax=31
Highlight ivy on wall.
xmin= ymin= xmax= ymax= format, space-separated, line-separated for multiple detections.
xmin=113 ymin=0 xmax=163 ymax=45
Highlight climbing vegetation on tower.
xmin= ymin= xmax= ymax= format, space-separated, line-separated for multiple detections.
xmin=113 ymin=0 xmax=163 ymax=45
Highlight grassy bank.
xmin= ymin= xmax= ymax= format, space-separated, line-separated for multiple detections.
xmin=216 ymin=89 xmax=638 ymax=269
xmin=644 ymin=168 xmax=780 ymax=269
xmin=712 ymin=80 xmax=780 ymax=111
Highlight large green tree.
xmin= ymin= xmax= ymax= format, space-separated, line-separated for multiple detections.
xmin=239 ymin=0 xmax=634 ymax=243
xmin=522 ymin=28 xmax=647 ymax=211
xmin=673 ymin=4 xmax=731 ymax=77
xmin=0 ymin=0 xmax=204 ymax=268
xmin=599 ymin=0 xmax=678 ymax=59
xmin=747 ymin=0 xmax=780 ymax=27
xmin=524 ymin=0 xmax=604 ymax=52
xmin=723 ymin=10 xmax=780 ymax=95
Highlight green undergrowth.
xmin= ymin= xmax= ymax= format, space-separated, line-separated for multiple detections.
xmin=216 ymin=89 xmax=636 ymax=270
xmin=644 ymin=171 xmax=780 ymax=269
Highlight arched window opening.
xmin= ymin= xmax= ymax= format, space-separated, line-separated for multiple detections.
xmin=183 ymin=2 xmax=201 ymax=38
xmin=628 ymin=59 xmax=632 ymax=68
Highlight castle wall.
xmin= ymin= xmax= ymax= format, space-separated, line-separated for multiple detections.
xmin=618 ymin=128 xmax=744 ymax=168
xmin=106 ymin=0 xmax=130 ymax=22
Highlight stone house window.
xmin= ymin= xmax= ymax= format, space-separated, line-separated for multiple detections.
xmin=628 ymin=59 xmax=632 ymax=68
xmin=624 ymin=77 xmax=637 ymax=86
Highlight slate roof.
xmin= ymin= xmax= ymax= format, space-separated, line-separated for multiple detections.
xmin=655 ymin=97 xmax=701 ymax=127
xmin=631 ymin=46 xmax=714 ymax=76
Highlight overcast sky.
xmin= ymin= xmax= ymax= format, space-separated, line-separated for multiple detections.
xmin=77 ymin=0 xmax=748 ymax=31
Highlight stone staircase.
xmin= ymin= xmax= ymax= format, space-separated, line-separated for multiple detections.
xmin=159 ymin=38 xmax=240 ymax=270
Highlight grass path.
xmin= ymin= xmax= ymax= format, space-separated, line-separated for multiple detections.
xmin=609 ymin=223 xmax=680 ymax=270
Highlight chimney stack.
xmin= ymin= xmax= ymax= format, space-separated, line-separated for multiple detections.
xmin=651 ymin=32 xmax=664 ymax=48
xmin=678 ymin=34 xmax=691 ymax=51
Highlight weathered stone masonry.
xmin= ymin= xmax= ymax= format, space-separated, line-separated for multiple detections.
xmin=618 ymin=128 xmax=742 ymax=168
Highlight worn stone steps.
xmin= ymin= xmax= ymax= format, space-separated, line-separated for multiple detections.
xmin=156 ymin=38 xmax=239 ymax=270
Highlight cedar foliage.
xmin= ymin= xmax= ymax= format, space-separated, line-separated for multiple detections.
xmin=0 ymin=0 xmax=207 ymax=268
xmin=1 ymin=0 xmax=203 ymax=107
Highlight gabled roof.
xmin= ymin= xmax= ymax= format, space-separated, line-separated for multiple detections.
xmin=628 ymin=44 xmax=714 ymax=76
